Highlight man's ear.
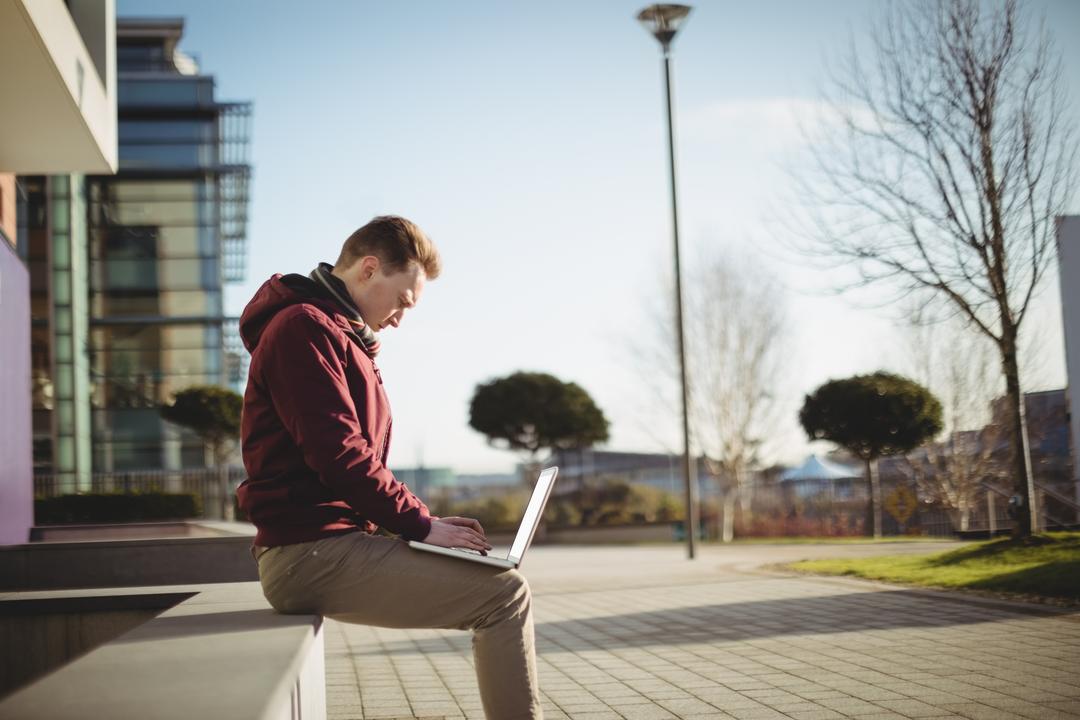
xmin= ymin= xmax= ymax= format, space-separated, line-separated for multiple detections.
xmin=357 ymin=255 xmax=381 ymax=282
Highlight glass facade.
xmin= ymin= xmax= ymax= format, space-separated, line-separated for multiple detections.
xmin=25 ymin=178 xmax=54 ymax=475
xmin=25 ymin=176 xmax=93 ymax=488
xmin=21 ymin=19 xmax=251 ymax=477
xmin=83 ymin=21 xmax=251 ymax=472
xmin=52 ymin=176 xmax=93 ymax=487
xmin=87 ymin=179 xmax=223 ymax=318
xmin=19 ymin=18 xmax=250 ymax=479
xmin=117 ymin=77 xmax=215 ymax=107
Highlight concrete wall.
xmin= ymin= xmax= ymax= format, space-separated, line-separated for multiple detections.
xmin=0 ymin=593 xmax=187 ymax=697
xmin=0 ymin=583 xmax=325 ymax=720
xmin=1058 ymin=216 xmax=1080 ymax=505
xmin=0 ymin=536 xmax=259 ymax=591
xmin=0 ymin=238 xmax=32 ymax=546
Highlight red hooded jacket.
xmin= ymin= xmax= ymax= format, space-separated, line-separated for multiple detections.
xmin=236 ymin=273 xmax=433 ymax=547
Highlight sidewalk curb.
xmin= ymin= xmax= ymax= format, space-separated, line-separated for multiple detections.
xmin=754 ymin=565 xmax=1080 ymax=621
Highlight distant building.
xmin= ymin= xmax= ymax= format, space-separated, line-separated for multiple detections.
xmin=990 ymin=389 xmax=1072 ymax=487
xmin=391 ymin=468 xmax=520 ymax=504
xmin=544 ymin=448 xmax=714 ymax=499
xmin=393 ymin=466 xmax=455 ymax=500
xmin=875 ymin=388 xmax=1074 ymax=531
xmin=451 ymin=472 xmax=520 ymax=499
xmin=85 ymin=18 xmax=251 ymax=472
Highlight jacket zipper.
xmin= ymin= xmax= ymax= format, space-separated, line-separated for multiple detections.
xmin=372 ymin=361 xmax=390 ymax=462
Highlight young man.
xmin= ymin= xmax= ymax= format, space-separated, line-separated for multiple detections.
xmin=237 ymin=216 xmax=542 ymax=719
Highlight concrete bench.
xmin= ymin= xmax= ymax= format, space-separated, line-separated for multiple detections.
xmin=0 ymin=530 xmax=325 ymax=719
xmin=0 ymin=582 xmax=325 ymax=720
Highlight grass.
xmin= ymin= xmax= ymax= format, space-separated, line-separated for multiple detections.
xmin=783 ymin=531 xmax=1080 ymax=605
xmin=606 ymin=535 xmax=955 ymax=547
xmin=727 ymin=535 xmax=952 ymax=545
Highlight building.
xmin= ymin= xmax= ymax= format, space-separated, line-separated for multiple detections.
xmin=25 ymin=17 xmax=252 ymax=482
xmin=990 ymin=388 xmax=1073 ymax=488
xmin=545 ymin=448 xmax=714 ymax=499
xmin=393 ymin=466 xmax=456 ymax=501
xmin=1 ymin=0 xmax=118 ymax=544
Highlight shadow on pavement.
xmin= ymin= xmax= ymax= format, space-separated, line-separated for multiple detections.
xmin=350 ymin=587 xmax=1079 ymax=656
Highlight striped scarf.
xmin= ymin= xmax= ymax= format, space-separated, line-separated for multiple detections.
xmin=309 ymin=262 xmax=381 ymax=358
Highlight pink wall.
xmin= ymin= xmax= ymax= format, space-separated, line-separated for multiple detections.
xmin=0 ymin=239 xmax=32 ymax=545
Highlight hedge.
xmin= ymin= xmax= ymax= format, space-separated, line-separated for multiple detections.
xmin=35 ymin=492 xmax=202 ymax=525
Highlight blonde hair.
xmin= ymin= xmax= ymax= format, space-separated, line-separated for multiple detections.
xmin=335 ymin=215 xmax=441 ymax=279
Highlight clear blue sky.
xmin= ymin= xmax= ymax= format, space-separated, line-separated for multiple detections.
xmin=118 ymin=0 xmax=1080 ymax=473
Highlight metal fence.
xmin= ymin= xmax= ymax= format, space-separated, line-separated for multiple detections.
xmin=33 ymin=468 xmax=1080 ymax=535
xmin=719 ymin=479 xmax=1079 ymax=538
xmin=34 ymin=467 xmax=248 ymax=520
xmin=715 ymin=483 xmax=951 ymax=538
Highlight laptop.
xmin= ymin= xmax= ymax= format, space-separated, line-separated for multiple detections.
xmin=408 ymin=467 xmax=559 ymax=569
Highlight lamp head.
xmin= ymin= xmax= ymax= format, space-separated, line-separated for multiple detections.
xmin=636 ymin=4 xmax=692 ymax=51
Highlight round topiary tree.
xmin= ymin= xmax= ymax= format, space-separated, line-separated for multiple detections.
xmin=468 ymin=371 xmax=609 ymax=477
xmin=160 ymin=385 xmax=243 ymax=519
xmin=799 ymin=371 xmax=942 ymax=538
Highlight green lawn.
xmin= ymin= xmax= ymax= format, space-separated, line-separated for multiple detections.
xmin=784 ymin=532 xmax=1080 ymax=604
xmin=728 ymin=536 xmax=951 ymax=545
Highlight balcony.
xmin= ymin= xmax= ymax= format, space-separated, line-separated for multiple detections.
xmin=0 ymin=0 xmax=117 ymax=174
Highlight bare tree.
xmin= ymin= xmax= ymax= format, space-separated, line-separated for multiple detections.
xmin=630 ymin=248 xmax=788 ymax=542
xmin=791 ymin=0 xmax=1078 ymax=536
xmin=902 ymin=310 xmax=1007 ymax=530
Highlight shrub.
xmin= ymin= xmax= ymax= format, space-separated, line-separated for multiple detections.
xmin=545 ymin=481 xmax=684 ymax=528
xmin=449 ymin=493 xmax=529 ymax=531
xmin=35 ymin=492 xmax=202 ymax=525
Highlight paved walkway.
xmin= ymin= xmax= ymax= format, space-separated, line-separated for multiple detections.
xmin=323 ymin=542 xmax=1080 ymax=720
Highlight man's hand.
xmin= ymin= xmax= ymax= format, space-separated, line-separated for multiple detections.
xmin=423 ymin=516 xmax=492 ymax=554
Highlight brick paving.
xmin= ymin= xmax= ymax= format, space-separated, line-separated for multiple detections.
xmin=322 ymin=543 xmax=1080 ymax=720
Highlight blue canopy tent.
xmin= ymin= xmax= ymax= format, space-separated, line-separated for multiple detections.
xmin=782 ymin=455 xmax=861 ymax=499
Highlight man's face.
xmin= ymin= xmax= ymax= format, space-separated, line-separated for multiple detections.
xmin=341 ymin=257 xmax=425 ymax=332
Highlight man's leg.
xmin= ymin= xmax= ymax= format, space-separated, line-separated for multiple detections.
xmin=257 ymin=532 xmax=542 ymax=720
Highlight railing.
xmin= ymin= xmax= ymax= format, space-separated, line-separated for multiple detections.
xmin=34 ymin=468 xmax=247 ymax=521
xmin=1037 ymin=481 xmax=1080 ymax=525
xmin=979 ymin=479 xmax=1080 ymax=534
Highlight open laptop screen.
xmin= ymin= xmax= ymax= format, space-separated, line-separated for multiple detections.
xmin=507 ymin=467 xmax=558 ymax=563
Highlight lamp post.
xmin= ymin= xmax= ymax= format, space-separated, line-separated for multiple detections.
xmin=636 ymin=4 xmax=698 ymax=559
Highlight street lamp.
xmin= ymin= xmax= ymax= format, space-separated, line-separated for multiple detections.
xmin=636 ymin=4 xmax=699 ymax=559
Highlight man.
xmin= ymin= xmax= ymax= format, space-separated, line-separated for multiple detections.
xmin=237 ymin=216 xmax=542 ymax=719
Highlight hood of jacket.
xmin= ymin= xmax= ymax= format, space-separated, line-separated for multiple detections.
xmin=239 ymin=273 xmax=345 ymax=353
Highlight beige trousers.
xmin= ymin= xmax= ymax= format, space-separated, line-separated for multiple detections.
xmin=255 ymin=532 xmax=542 ymax=720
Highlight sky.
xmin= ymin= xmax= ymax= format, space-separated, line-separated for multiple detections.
xmin=118 ymin=0 xmax=1080 ymax=474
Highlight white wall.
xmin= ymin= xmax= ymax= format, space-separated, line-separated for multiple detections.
xmin=1057 ymin=215 xmax=1080 ymax=503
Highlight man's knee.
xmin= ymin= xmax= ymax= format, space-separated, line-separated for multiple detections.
xmin=475 ymin=569 xmax=532 ymax=629
xmin=502 ymin=569 xmax=531 ymax=607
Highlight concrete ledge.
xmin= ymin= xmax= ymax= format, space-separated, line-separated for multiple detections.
xmin=0 ymin=536 xmax=259 ymax=591
xmin=0 ymin=582 xmax=325 ymax=720
xmin=0 ymin=591 xmax=195 ymax=697
xmin=30 ymin=520 xmax=256 ymax=543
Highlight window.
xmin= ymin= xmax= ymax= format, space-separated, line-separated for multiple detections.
xmin=120 ymin=143 xmax=215 ymax=169
xmin=119 ymin=78 xmax=214 ymax=106
xmin=119 ymin=120 xmax=216 ymax=142
xmin=90 ymin=289 xmax=222 ymax=317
